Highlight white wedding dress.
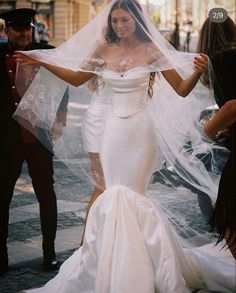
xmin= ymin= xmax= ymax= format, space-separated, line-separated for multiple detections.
xmin=26 ymin=72 xmax=235 ymax=293
xmin=82 ymin=81 xmax=111 ymax=153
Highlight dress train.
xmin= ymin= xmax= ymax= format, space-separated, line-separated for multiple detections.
xmin=25 ymin=185 xmax=235 ymax=293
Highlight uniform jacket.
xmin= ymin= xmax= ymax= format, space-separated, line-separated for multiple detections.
xmin=0 ymin=42 xmax=69 ymax=150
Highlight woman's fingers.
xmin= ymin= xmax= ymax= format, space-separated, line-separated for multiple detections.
xmin=13 ymin=52 xmax=39 ymax=65
xmin=14 ymin=53 xmax=27 ymax=64
xmin=194 ymin=53 xmax=208 ymax=72
xmin=13 ymin=52 xmax=24 ymax=61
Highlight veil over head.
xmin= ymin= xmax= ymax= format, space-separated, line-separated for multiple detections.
xmin=14 ymin=0 xmax=229 ymax=249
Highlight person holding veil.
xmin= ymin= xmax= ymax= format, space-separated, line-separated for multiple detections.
xmin=198 ymin=16 xmax=236 ymax=260
xmin=14 ymin=0 xmax=235 ymax=292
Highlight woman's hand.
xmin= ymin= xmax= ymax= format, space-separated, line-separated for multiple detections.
xmin=193 ymin=53 xmax=208 ymax=73
xmin=13 ymin=52 xmax=41 ymax=66
xmin=49 ymin=121 xmax=64 ymax=140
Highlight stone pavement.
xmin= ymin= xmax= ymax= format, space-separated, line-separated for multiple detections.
xmin=0 ymin=160 xmax=91 ymax=292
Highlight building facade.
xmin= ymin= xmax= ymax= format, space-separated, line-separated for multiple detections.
xmin=158 ymin=0 xmax=236 ymax=32
xmin=0 ymin=0 xmax=110 ymax=45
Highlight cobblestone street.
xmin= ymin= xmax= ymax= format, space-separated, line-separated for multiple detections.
xmin=0 ymin=160 xmax=91 ymax=292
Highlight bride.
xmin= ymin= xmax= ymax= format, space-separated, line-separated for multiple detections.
xmin=15 ymin=0 xmax=235 ymax=292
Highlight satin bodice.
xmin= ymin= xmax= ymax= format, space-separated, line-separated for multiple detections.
xmin=103 ymin=72 xmax=150 ymax=118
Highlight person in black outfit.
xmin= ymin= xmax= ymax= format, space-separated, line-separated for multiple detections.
xmin=0 ymin=8 xmax=69 ymax=275
xmin=197 ymin=16 xmax=236 ymax=259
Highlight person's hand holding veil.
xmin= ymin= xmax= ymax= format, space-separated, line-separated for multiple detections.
xmin=193 ymin=53 xmax=208 ymax=73
xmin=14 ymin=51 xmax=41 ymax=65
xmin=49 ymin=120 xmax=64 ymax=140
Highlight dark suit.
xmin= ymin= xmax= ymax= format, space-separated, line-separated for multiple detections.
xmin=0 ymin=42 xmax=69 ymax=266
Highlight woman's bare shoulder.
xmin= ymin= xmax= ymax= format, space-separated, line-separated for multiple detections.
xmin=146 ymin=42 xmax=162 ymax=53
xmin=92 ymin=41 xmax=112 ymax=57
xmin=145 ymin=41 xmax=165 ymax=60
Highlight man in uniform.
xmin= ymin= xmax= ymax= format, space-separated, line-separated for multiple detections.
xmin=0 ymin=8 xmax=69 ymax=275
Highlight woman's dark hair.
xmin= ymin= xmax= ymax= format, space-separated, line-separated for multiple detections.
xmin=105 ymin=0 xmax=151 ymax=43
xmin=197 ymin=16 xmax=236 ymax=86
xmin=197 ymin=16 xmax=236 ymax=58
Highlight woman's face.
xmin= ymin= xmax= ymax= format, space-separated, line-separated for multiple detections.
xmin=111 ymin=8 xmax=136 ymax=39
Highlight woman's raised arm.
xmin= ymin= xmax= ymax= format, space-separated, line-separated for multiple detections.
xmin=161 ymin=53 xmax=208 ymax=97
xmin=14 ymin=52 xmax=95 ymax=87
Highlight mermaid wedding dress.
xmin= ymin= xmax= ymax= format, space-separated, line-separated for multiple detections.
xmin=25 ymin=72 xmax=235 ymax=293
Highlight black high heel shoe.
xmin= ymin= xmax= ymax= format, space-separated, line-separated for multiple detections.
xmin=43 ymin=249 xmax=59 ymax=270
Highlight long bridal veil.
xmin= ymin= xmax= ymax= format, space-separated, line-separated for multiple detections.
xmin=14 ymin=0 xmax=231 ymax=257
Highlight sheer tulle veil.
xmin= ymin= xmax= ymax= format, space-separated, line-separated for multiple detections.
xmin=14 ymin=0 xmax=229 ymax=249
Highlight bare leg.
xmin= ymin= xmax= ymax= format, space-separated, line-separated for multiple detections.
xmin=80 ymin=153 xmax=105 ymax=246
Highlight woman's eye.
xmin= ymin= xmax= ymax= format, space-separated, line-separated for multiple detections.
xmin=111 ymin=18 xmax=129 ymax=24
